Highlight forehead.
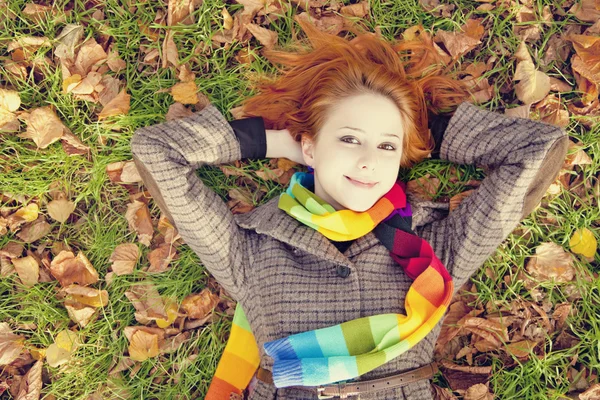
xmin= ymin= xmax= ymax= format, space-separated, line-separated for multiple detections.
xmin=320 ymin=92 xmax=405 ymax=136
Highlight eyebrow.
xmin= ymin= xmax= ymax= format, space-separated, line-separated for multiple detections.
xmin=338 ymin=126 xmax=401 ymax=140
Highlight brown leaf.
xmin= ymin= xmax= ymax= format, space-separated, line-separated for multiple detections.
xmin=171 ymin=81 xmax=198 ymax=105
xmin=461 ymin=316 xmax=509 ymax=345
xmin=462 ymin=19 xmax=485 ymax=41
xmin=449 ymin=190 xmax=475 ymax=212
xmin=98 ymin=89 xmax=130 ymax=120
xmin=124 ymin=283 xmax=170 ymax=325
xmin=162 ymin=31 xmax=180 ymax=68
xmin=73 ymin=38 xmax=107 ymax=76
xmin=109 ymin=243 xmax=140 ymax=276
xmin=434 ymin=30 xmax=481 ymax=58
xmin=64 ymin=299 xmax=97 ymax=328
xmin=534 ymin=94 xmax=570 ymax=128
xmin=580 ymin=383 xmax=600 ymax=400
xmin=569 ymin=0 xmax=600 ymax=22
xmin=504 ymin=339 xmax=538 ymax=358
xmin=464 ymin=383 xmax=493 ymax=400
xmin=565 ymin=140 xmax=593 ymax=167
xmin=246 ymin=24 xmax=278 ymax=50
xmin=106 ymin=161 xmax=142 ymax=184
xmin=60 ymin=284 xmax=109 ymax=307
xmin=50 ymin=250 xmax=99 ymax=287
xmin=406 ymin=174 xmax=441 ymax=201
xmin=168 ymin=0 xmax=196 ymax=26
xmin=125 ymin=200 xmax=154 ymax=247
xmin=431 ymin=383 xmax=458 ymax=399
xmin=15 ymin=360 xmax=42 ymax=400
xmin=552 ymin=303 xmax=572 ymax=330
xmin=128 ymin=330 xmax=160 ymax=362
xmin=526 ymin=242 xmax=575 ymax=282
xmin=18 ymin=106 xmax=66 ymax=149
xmin=340 ymin=1 xmax=370 ymax=17
xmin=147 ymin=242 xmax=178 ymax=274
xmin=15 ymin=217 xmax=51 ymax=243
xmin=11 ymin=256 xmax=39 ymax=288
xmin=165 ymin=102 xmax=194 ymax=120
xmin=0 ymin=323 xmax=25 ymax=366
xmin=46 ymin=199 xmax=75 ymax=223
xmin=181 ymin=289 xmax=219 ymax=319
xmin=60 ymin=130 xmax=90 ymax=156
xmin=504 ymin=104 xmax=531 ymax=119
xmin=513 ymin=42 xmax=551 ymax=104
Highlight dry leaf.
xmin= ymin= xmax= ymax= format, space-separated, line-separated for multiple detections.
xmin=54 ymin=24 xmax=84 ymax=60
xmin=125 ymin=200 xmax=154 ymax=247
xmin=46 ymin=329 xmax=79 ymax=368
xmin=46 ymin=199 xmax=75 ymax=223
xmin=526 ymin=242 xmax=575 ymax=282
xmin=49 ymin=250 xmax=99 ymax=287
xmin=569 ymin=0 xmax=600 ymax=22
xmin=579 ymin=383 xmax=600 ymax=400
xmin=15 ymin=359 xmax=42 ymax=400
xmin=505 ymin=339 xmax=538 ymax=358
xmin=106 ymin=161 xmax=142 ymax=184
xmin=98 ymin=89 xmax=130 ymax=120
xmin=171 ymin=81 xmax=199 ymax=105
xmin=147 ymin=242 xmax=178 ymax=274
xmin=11 ymin=256 xmax=39 ymax=287
xmin=463 ymin=383 xmax=493 ymax=400
xmin=165 ymin=102 xmax=194 ymax=120
xmin=569 ymin=228 xmax=597 ymax=259
xmin=0 ymin=322 xmax=24 ymax=365
xmin=505 ymin=104 xmax=531 ymax=119
xmin=406 ymin=174 xmax=441 ymax=201
xmin=434 ymin=30 xmax=481 ymax=58
xmin=125 ymin=283 xmax=170 ymax=325
xmin=246 ymin=24 xmax=279 ymax=50
xmin=61 ymin=284 xmax=109 ymax=307
xmin=534 ymin=94 xmax=570 ymax=128
xmin=73 ymin=38 xmax=108 ymax=76
xmin=0 ymin=88 xmax=21 ymax=129
xmin=340 ymin=1 xmax=370 ymax=18
xmin=18 ymin=106 xmax=66 ymax=149
xmin=15 ymin=203 xmax=39 ymax=222
xmin=181 ymin=289 xmax=219 ymax=319
xmin=514 ymin=42 xmax=550 ymax=104
xmin=15 ymin=217 xmax=51 ymax=243
xmin=64 ymin=299 xmax=97 ymax=328
xmin=222 ymin=7 xmax=233 ymax=30
xmin=109 ymin=244 xmax=140 ymax=276
xmin=128 ymin=330 xmax=160 ymax=361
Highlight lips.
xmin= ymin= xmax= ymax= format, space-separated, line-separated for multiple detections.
xmin=345 ymin=176 xmax=378 ymax=188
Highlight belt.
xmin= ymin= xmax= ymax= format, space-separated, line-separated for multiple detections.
xmin=256 ymin=362 xmax=438 ymax=399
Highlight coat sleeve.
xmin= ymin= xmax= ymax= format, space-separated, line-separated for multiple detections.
xmin=130 ymin=104 xmax=264 ymax=299
xmin=415 ymin=102 xmax=569 ymax=293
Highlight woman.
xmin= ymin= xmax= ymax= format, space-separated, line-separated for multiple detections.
xmin=130 ymin=18 xmax=568 ymax=400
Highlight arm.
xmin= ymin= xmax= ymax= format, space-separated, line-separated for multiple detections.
xmin=130 ymin=104 xmax=266 ymax=299
xmin=415 ymin=102 xmax=569 ymax=293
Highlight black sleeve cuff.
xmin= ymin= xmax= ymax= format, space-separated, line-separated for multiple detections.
xmin=228 ymin=116 xmax=267 ymax=159
xmin=428 ymin=114 xmax=451 ymax=160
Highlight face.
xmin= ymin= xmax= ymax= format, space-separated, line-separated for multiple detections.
xmin=301 ymin=92 xmax=404 ymax=212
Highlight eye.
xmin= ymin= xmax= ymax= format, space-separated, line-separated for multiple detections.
xmin=340 ymin=136 xmax=360 ymax=144
xmin=379 ymin=143 xmax=396 ymax=151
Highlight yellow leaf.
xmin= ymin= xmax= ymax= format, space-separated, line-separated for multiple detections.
xmin=570 ymin=228 xmax=597 ymax=258
xmin=15 ymin=203 xmax=39 ymax=222
xmin=155 ymin=298 xmax=178 ymax=328
xmin=128 ymin=330 xmax=159 ymax=361
xmin=62 ymin=74 xmax=82 ymax=93
xmin=46 ymin=330 xmax=79 ymax=367
xmin=222 ymin=7 xmax=233 ymax=30
xmin=47 ymin=199 xmax=75 ymax=223
xmin=171 ymin=81 xmax=198 ymax=105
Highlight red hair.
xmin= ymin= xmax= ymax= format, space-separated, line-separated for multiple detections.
xmin=238 ymin=18 xmax=470 ymax=168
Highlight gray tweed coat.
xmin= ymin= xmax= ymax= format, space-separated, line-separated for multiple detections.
xmin=130 ymin=102 xmax=568 ymax=400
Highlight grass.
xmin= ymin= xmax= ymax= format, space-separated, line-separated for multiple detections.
xmin=0 ymin=0 xmax=598 ymax=399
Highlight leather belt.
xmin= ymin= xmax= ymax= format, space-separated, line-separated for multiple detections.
xmin=255 ymin=362 xmax=438 ymax=399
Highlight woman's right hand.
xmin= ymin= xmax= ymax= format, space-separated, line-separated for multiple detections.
xmin=265 ymin=128 xmax=307 ymax=166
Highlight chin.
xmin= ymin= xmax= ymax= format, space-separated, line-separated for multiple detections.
xmin=342 ymin=200 xmax=376 ymax=213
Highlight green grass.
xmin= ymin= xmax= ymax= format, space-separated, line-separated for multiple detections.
xmin=1 ymin=0 xmax=598 ymax=398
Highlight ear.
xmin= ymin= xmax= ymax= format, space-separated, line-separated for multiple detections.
xmin=300 ymin=135 xmax=316 ymax=167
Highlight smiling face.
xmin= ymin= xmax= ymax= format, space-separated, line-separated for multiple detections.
xmin=300 ymin=92 xmax=405 ymax=212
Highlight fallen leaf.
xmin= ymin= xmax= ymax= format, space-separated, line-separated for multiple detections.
xmin=579 ymin=383 xmax=600 ymax=400
xmin=98 ymin=89 xmax=130 ymax=120
xmin=64 ymin=299 xmax=97 ymax=328
xmin=15 ymin=217 xmax=51 ymax=243
xmin=61 ymin=284 xmax=109 ymax=307
xmin=0 ymin=322 xmax=25 ymax=365
xmin=125 ymin=200 xmax=154 ymax=247
xmin=147 ymin=242 xmax=178 ymax=273
xmin=73 ymin=38 xmax=108 ymax=76
xmin=463 ymin=383 xmax=493 ymax=400
xmin=526 ymin=242 xmax=575 ymax=282
xmin=222 ymin=7 xmax=233 ymax=30
xmin=505 ymin=104 xmax=531 ymax=119
xmin=46 ymin=329 xmax=79 ymax=368
xmin=504 ymin=339 xmax=538 ymax=358
xmin=125 ymin=283 xmax=170 ymax=325
xmin=46 ymin=199 xmax=75 ymax=223
xmin=15 ymin=203 xmax=39 ymax=222
xmin=569 ymin=0 xmax=600 ymax=22
xmin=340 ymin=1 xmax=370 ymax=18
xmin=569 ymin=228 xmax=597 ymax=259
xmin=434 ymin=30 xmax=481 ymax=58
xmin=109 ymin=244 xmax=140 ymax=276
xmin=49 ymin=250 xmax=99 ymax=287
xmin=18 ymin=106 xmax=67 ymax=149
xmin=181 ymin=289 xmax=219 ymax=319
xmin=514 ymin=42 xmax=551 ymax=104
xmin=15 ymin=360 xmax=42 ymax=400
xmin=406 ymin=174 xmax=441 ymax=201
xmin=0 ymin=88 xmax=21 ymax=129
xmin=54 ymin=24 xmax=84 ymax=60
xmin=128 ymin=330 xmax=160 ymax=361
xmin=462 ymin=19 xmax=485 ymax=41
xmin=11 ymin=256 xmax=39 ymax=287
xmin=155 ymin=298 xmax=179 ymax=328
xmin=165 ymin=102 xmax=194 ymax=120
xmin=171 ymin=81 xmax=198 ymax=105
xmin=534 ymin=94 xmax=570 ymax=128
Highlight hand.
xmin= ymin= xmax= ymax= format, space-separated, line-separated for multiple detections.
xmin=266 ymin=128 xmax=307 ymax=166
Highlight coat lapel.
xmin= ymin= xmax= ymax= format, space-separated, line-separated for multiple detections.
xmin=234 ymin=196 xmax=380 ymax=266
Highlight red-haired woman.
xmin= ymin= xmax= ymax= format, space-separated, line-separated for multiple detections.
xmin=130 ymin=18 xmax=568 ymax=400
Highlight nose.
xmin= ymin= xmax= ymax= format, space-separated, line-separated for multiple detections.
xmin=357 ymin=150 xmax=378 ymax=171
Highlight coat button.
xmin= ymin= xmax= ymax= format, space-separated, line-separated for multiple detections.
xmin=336 ymin=265 xmax=351 ymax=278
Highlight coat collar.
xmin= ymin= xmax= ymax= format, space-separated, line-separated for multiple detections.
xmin=234 ymin=196 xmax=381 ymax=266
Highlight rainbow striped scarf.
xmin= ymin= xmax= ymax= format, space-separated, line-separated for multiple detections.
xmin=206 ymin=172 xmax=453 ymax=398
